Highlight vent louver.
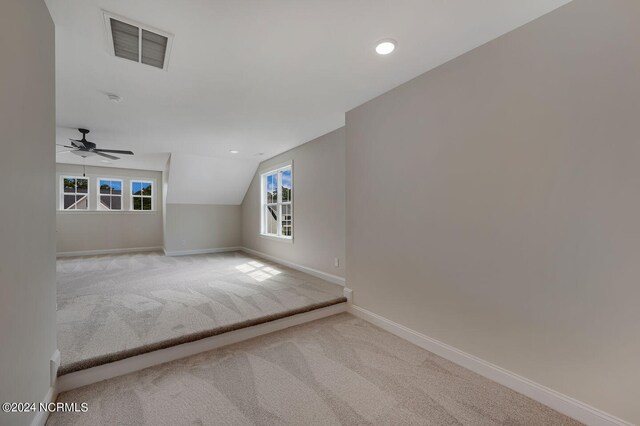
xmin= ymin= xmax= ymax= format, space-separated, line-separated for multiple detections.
xmin=104 ymin=12 xmax=172 ymax=70
xmin=141 ymin=30 xmax=168 ymax=68
xmin=111 ymin=19 xmax=139 ymax=62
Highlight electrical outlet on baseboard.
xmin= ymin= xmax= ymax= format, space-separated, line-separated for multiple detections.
xmin=334 ymin=257 xmax=340 ymax=268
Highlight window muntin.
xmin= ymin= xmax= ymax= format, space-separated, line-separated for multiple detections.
xmin=131 ymin=180 xmax=153 ymax=211
xmin=62 ymin=177 xmax=89 ymax=210
xmin=261 ymin=165 xmax=293 ymax=238
xmin=98 ymin=179 xmax=123 ymax=210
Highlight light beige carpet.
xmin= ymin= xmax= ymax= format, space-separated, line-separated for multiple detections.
xmin=49 ymin=313 xmax=581 ymax=425
xmin=57 ymin=251 xmax=345 ymax=375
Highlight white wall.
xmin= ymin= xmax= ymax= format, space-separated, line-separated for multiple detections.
xmin=167 ymin=153 xmax=258 ymax=205
xmin=346 ymin=1 xmax=640 ymax=423
xmin=242 ymin=127 xmax=345 ymax=279
xmin=0 ymin=1 xmax=57 ymax=425
xmin=164 ymin=204 xmax=241 ymax=253
xmin=56 ymin=164 xmax=163 ymax=254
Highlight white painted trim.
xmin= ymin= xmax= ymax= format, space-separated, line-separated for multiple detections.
xmin=56 ymin=210 xmax=158 ymax=215
xmin=56 ymin=246 xmax=163 ymax=258
xmin=96 ymin=177 xmax=123 ymax=211
xmin=259 ymin=233 xmax=293 ymax=243
xmin=57 ymin=302 xmax=347 ymax=392
xmin=163 ymin=246 xmax=242 ymax=256
xmin=348 ymin=304 xmax=632 ymax=426
xmin=50 ymin=349 xmax=60 ymax=387
xmin=343 ymin=287 xmax=353 ymax=303
xmin=59 ymin=175 xmax=89 ymax=211
xmin=240 ymin=247 xmax=346 ymax=286
xmin=130 ymin=178 xmax=156 ymax=212
xmin=30 ymin=386 xmax=58 ymax=426
xmin=260 ymin=161 xmax=294 ymax=239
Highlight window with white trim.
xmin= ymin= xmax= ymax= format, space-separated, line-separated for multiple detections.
xmin=131 ymin=180 xmax=153 ymax=211
xmin=98 ymin=179 xmax=123 ymax=210
xmin=261 ymin=165 xmax=293 ymax=238
xmin=61 ymin=177 xmax=89 ymax=210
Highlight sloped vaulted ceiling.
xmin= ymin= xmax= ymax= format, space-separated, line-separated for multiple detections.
xmin=167 ymin=153 xmax=257 ymax=205
xmin=47 ymin=0 xmax=571 ymax=205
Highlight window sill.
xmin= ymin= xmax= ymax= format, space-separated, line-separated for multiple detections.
xmin=57 ymin=210 xmax=158 ymax=215
xmin=259 ymin=233 xmax=293 ymax=243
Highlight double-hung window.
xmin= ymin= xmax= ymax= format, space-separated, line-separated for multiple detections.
xmin=131 ymin=180 xmax=153 ymax=211
xmin=261 ymin=164 xmax=293 ymax=239
xmin=62 ymin=177 xmax=89 ymax=210
xmin=98 ymin=179 xmax=123 ymax=210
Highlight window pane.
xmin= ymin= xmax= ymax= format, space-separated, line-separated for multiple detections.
xmin=63 ymin=178 xmax=75 ymax=193
xmin=75 ymin=195 xmax=88 ymax=209
xmin=112 ymin=196 xmax=122 ymax=210
xmin=265 ymin=205 xmax=278 ymax=235
xmin=112 ymin=180 xmax=122 ymax=195
xmin=63 ymin=194 xmax=76 ymax=209
xmin=142 ymin=197 xmax=152 ymax=210
xmin=132 ymin=182 xmax=142 ymax=195
xmin=100 ymin=195 xmax=111 ymax=209
xmin=77 ymin=179 xmax=88 ymax=193
xmin=133 ymin=197 xmax=142 ymax=210
xmin=141 ymin=182 xmax=152 ymax=196
xmin=281 ymin=204 xmax=292 ymax=236
xmin=281 ymin=169 xmax=292 ymax=202
xmin=100 ymin=180 xmax=111 ymax=194
xmin=267 ymin=174 xmax=277 ymax=203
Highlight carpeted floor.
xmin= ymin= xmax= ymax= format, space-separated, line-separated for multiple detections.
xmin=56 ymin=251 xmax=345 ymax=375
xmin=48 ymin=313 xmax=581 ymax=425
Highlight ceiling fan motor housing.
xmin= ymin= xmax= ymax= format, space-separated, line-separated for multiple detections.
xmin=76 ymin=128 xmax=96 ymax=149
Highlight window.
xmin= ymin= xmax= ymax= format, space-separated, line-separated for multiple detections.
xmin=131 ymin=180 xmax=153 ymax=211
xmin=98 ymin=179 xmax=123 ymax=210
xmin=61 ymin=177 xmax=89 ymax=210
xmin=261 ymin=165 xmax=293 ymax=238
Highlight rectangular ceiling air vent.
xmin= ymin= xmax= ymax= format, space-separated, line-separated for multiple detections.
xmin=103 ymin=12 xmax=173 ymax=71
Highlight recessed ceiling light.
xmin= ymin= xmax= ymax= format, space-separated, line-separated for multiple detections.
xmin=375 ymin=39 xmax=397 ymax=55
xmin=229 ymin=150 xmax=239 ymax=154
xmin=107 ymin=93 xmax=122 ymax=103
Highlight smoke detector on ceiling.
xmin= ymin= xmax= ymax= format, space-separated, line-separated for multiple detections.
xmin=103 ymin=11 xmax=174 ymax=71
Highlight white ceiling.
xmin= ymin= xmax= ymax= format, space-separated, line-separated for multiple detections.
xmin=47 ymin=0 xmax=571 ymax=200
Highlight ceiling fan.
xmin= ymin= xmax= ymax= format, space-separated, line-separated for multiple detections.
xmin=57 ymin=128 xmax=134 ymax=160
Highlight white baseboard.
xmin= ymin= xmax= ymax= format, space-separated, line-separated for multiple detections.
xmin=343 ymin=287 xmax=353 ymax=303
xmin=30 ymin=386 xmax=58 ymax=426
xmin=57 ymin=302 xmax=347 ymax=393
xmin=50 ymin=349 xmax=60 ymax=387
xmin=57 ymin=246 xmax=162 ymax=258
xmin=241 ymin=247 xmax=346 ymax=286
xmin=348 ymin=304 xmax=632 ymax=426
xmin=163 ymin=246 xmax=242 ymax=256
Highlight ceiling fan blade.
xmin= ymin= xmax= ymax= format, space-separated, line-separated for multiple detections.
xmin=95 ymin=151 xmax=119 ymax=161
xmin=93 ymin=148 xmax=134 ymax=155
xmin=56 ymin=150 xmax=73 ymax=154
xmin=57 ymin=144 xmax=75 ymax=149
